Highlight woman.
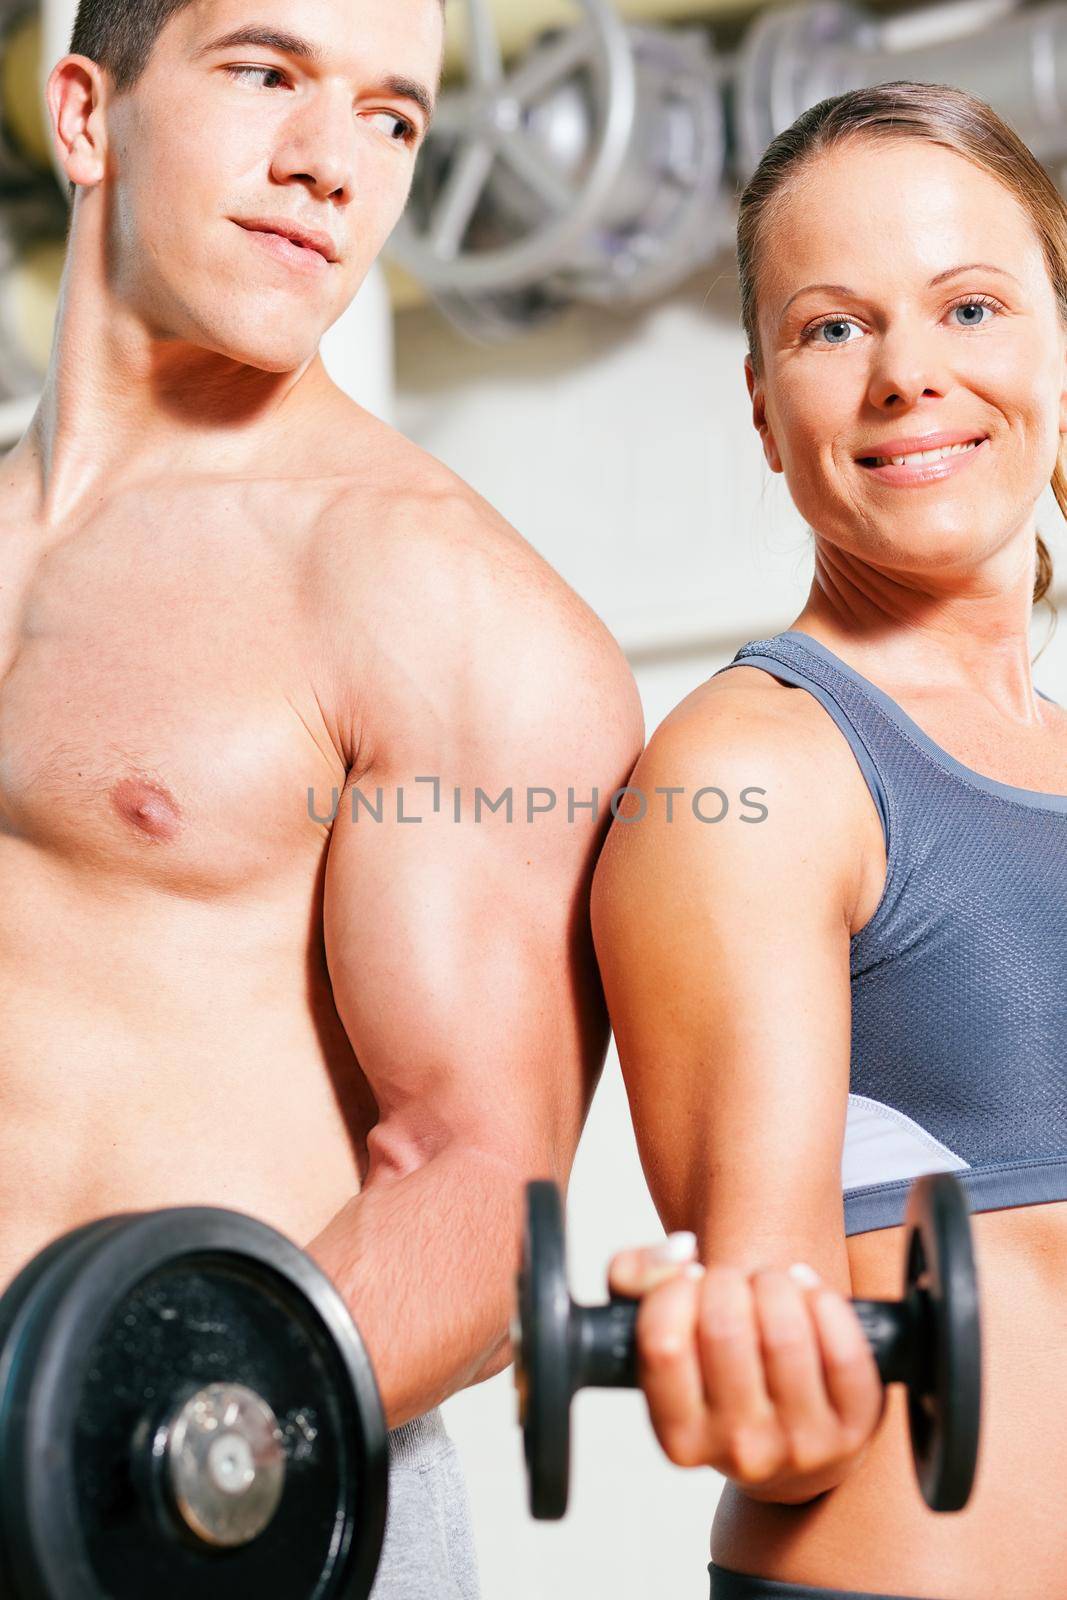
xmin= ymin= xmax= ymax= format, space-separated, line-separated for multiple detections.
xmin=591 ymin=81 xmax=1067 ymax=1599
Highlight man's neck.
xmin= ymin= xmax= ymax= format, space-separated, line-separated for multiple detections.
xmin=12 ymin=343 xmax=337 ymax=530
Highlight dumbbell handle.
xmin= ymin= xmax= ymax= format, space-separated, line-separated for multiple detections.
xmin=573 ymin=1298 xmax=640 ymax=1389
xmin=572 ymin=1289 xmax=931 ymax=1395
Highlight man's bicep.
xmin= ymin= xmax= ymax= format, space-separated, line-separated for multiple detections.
xmin=322 ymin=756 xmax=613 ymax=1186
xmin=323 ymin=787 xmax=566 ymax=1164
xmin=321 ymin=507 xmax=645 ymax=1183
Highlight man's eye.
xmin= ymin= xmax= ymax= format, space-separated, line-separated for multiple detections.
xmin=226 ymin=65 xmax=289 ymax=89
xmin=366 ymin=110 xmax=417 ymax=144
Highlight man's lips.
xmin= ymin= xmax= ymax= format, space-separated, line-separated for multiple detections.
xmin=234 ymin=218 xmax=338 ymax=262
xmin=238 ymin=223 xmax=333 ymax=276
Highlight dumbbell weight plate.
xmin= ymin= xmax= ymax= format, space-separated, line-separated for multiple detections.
xmin=0 ymin=1208 xmax=388 ymax=1600
xmin=517 ymin=1182 xmax=571 ymax=1519
xmin=0 ymin=1218 xmax=122 ymax=1370
xmin=0 ymin=1218 xmax=128 ymax=1600
xmin=902 ymin=1172 xmax=982 ymax=1512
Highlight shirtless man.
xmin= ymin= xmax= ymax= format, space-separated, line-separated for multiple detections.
xmin=0 ymin=0 xmax=644 ymax=1592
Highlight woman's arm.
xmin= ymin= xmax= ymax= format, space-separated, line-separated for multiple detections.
xmin=591 ymin=670 xmax=886 ymax=1504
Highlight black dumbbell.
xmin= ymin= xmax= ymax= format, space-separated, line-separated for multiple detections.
xmin=515 ymin=1171 xmax=981 ymax=1518
xmin=0 ymin=1208 xmax=388 ymax=1599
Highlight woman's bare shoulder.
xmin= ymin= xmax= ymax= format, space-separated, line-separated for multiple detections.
xmin=618 ymin=658 xmax=881 ymax=932
xmin=649 ymin=658 xmax=858 ymax=768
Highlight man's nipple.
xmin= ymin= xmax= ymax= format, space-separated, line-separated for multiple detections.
xmin=109 ymin=776 xmax=184 ymax=841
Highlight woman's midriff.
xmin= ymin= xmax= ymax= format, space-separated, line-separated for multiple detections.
xmin=710 ymin=1197 xmax=1067 ymax=1597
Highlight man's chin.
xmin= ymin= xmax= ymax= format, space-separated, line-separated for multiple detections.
xmin=190 ymin=327 xmax=323 ymax=376
xmin=239 ymin=347 xmax=320 ymax=376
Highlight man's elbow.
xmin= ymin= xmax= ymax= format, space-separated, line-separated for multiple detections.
xmin=362 ymin=1117 xmax=449 ymax=1186
xmin=467 ymin=1333 xmax=514 ymax=1388
xmin=364 ymin=1118 xmax=534 ymax=1191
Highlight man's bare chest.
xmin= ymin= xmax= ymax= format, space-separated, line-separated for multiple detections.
xmin=0 ymin=485 xmax=349 ymax=898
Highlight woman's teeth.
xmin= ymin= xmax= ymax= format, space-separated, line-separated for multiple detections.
xmin=867 ymin=439 xmax=983 ymax=468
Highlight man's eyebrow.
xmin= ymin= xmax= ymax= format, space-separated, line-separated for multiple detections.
xmin=779 ymin=262 xmax=1021 ymax=324
xmin=193 ymin=26 xmax=436 ymax=125
xmin=193 ymin=25 xmax=328 ymax=65
xmin=382 ymin=75 xmax=436 ymax=128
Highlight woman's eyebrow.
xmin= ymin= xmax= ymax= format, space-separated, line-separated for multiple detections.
xmin=192 ymin=24 xmax=436 ymax=124
xmin=778 ymin=261 xmax=1021 ymax=325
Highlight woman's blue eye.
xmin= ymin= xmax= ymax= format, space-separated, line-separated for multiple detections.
xmin=810 ymin=319 xmax=856 ymax=347
xmin=950 ymin=301 xmax=993 ymax=327
xmin=803 ymin=298 xmax=1000 ymax=346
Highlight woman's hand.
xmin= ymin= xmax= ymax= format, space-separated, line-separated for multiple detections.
xmin=608 ymin=1234 xmax=887 ymax=1504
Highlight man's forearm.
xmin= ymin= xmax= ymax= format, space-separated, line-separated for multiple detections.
xmin=303 ymin=1145 xmax=525 ymax=1429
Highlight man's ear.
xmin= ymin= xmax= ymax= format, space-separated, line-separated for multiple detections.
xmin=744 ymin=354 xmax=781 ymax=473
xmin=48 ymin=54 xmax=109 ymax=190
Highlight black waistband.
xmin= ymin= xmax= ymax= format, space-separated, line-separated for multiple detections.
xmin=708 ymin=1561 xmax=929 ymax=1600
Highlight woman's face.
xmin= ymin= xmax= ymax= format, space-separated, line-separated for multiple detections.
xmin=747 ymin=137 xmax=1067 ymax=591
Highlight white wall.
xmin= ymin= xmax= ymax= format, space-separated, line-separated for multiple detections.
xmin=393 ymin=254 xmax=1067 ymax=1599
xmin=392 ymin=257 xmax=813 ymax=659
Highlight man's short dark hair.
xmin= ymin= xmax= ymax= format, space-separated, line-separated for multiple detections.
xmin=70 ymin=0 xmax=446 ymax=94
xmin=69 ymin=0 xmax=199 ymax=94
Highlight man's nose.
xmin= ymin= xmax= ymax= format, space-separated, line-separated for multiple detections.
xmin=270 ymin=89 xmax=358 ymax=202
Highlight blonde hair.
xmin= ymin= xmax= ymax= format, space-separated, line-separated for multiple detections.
xmin=736 ymin=80 xmax=1063 ymax=627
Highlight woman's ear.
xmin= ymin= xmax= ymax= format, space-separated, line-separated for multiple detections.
xmin=746 ymin=360 xmax=782 ymax=474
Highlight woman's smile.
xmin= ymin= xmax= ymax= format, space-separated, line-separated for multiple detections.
xmin=856 ymin=434 xmax=990 ymax=487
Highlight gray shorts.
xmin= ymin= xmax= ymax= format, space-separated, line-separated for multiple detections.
xmin=709 ymin=1561 xmax=935 ymax=1599
xmin=369 ymin=1407 xmax=480 ymax=1600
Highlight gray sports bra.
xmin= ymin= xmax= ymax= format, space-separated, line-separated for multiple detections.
xmin=713 ymin=629 xmax=1067 ymax=1236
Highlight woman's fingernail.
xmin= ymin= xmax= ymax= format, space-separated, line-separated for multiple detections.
xmin=788 ymin=1262 xmax=822 ymax=1288
xmin=684 ymin=1262 xmax=706 ymax=1281
xmin=647 ymin=1231 xmax=698 ymax=1265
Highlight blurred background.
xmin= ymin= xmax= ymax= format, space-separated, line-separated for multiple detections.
xmin=3 ymin=0 xmax=1067 ymax=1592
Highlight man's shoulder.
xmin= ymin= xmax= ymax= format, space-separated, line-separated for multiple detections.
xmin=312 ymin=425 xmax=642 ymax=771
xmin=320 ymin=425 xmax=626 ymax=670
